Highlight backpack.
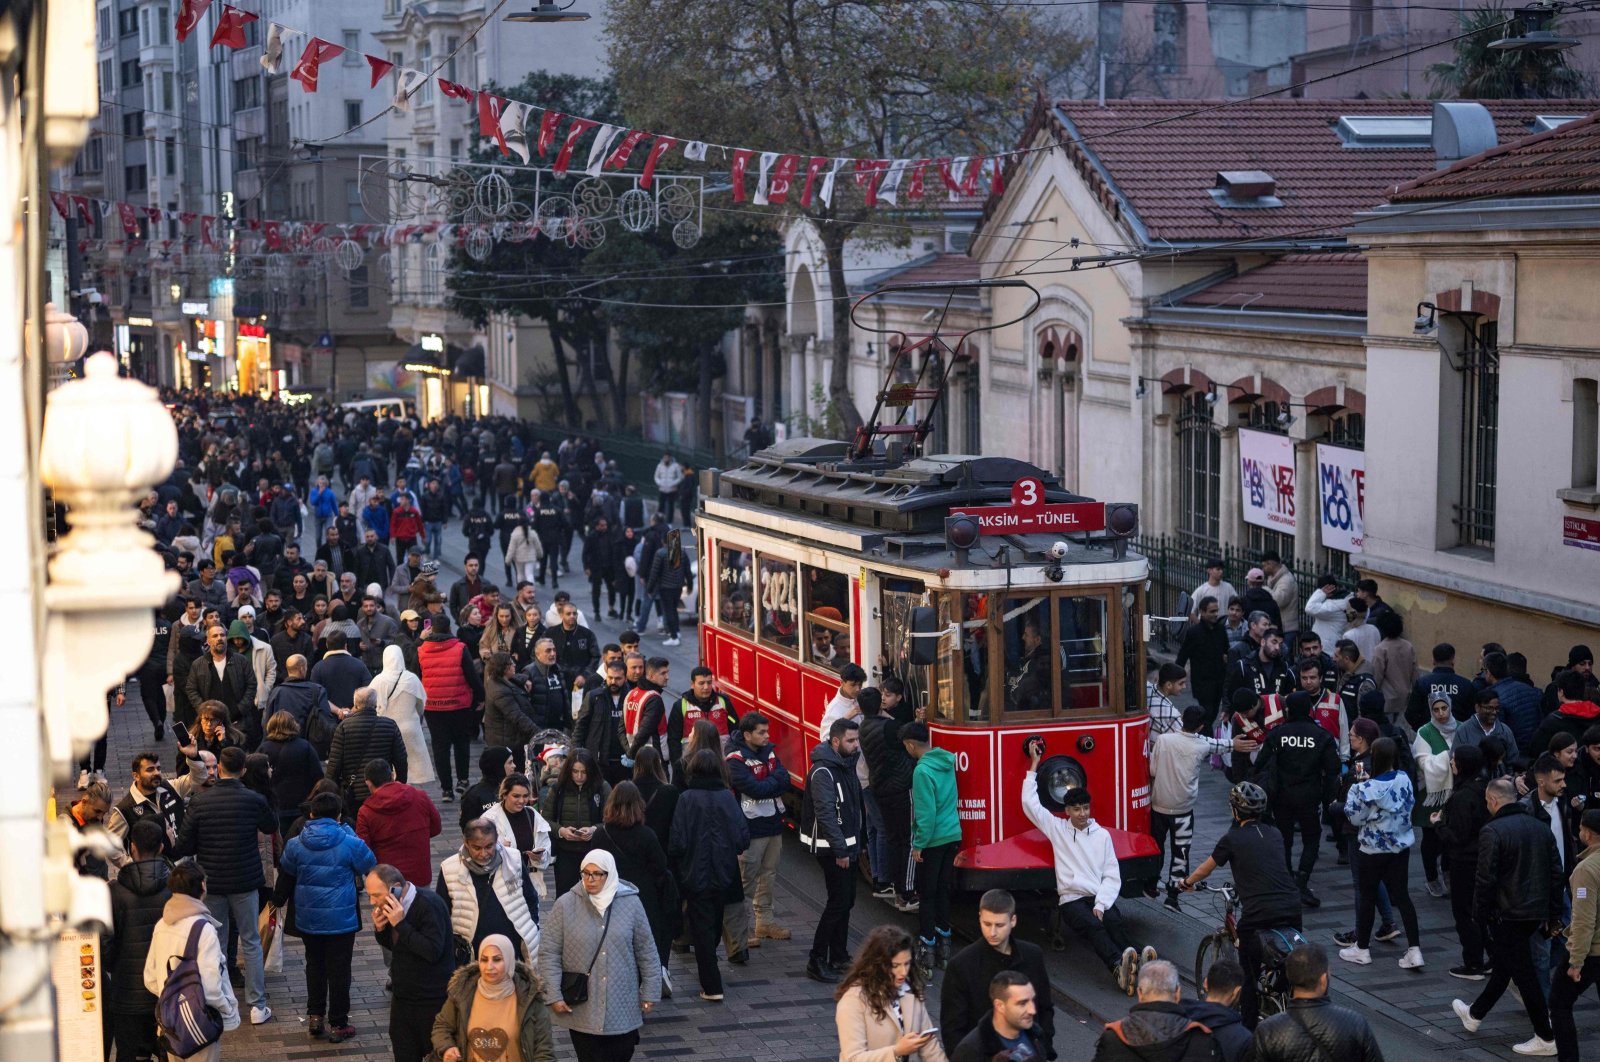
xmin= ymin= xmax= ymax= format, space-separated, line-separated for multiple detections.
xmin=155 ymin=920 xmax=224 ymax=1058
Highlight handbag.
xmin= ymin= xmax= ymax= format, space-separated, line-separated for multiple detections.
xmin=559 ymin=905 xmax=613 ymax=1006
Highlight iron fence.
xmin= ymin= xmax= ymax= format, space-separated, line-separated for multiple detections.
xmin=1134 ymin=533 xmax=1328 ymax=650
xmin=517 ymin=420 xmax=720 ymax=490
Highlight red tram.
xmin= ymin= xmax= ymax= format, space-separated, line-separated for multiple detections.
xmin=695 ymin=445 xmax=1163 ymax=895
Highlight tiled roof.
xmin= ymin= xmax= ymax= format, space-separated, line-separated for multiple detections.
xmin=1389 ymin=108 xmax=1600 ymax=202
xmin=1176 ymin=253 xmax=1368 ymax=315
xmin=884 ymin=253 xmax=981 ymax=286
xmin=997 ymin=98 xmax=1596 ymax=244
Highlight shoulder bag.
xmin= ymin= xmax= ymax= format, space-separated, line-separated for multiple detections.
xmin=560 ymin=905 xmax=613 ymax=1005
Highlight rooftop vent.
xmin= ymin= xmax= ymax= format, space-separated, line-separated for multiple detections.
xmin=1335 ymin=115 xmax=1432 ymax=148
xmin=1433 ymin=101 xmax=1498 ymax=169
xmin=1534 ymin=114 xmax=1584 ymax=131
xmin=1209 ymin=170 xmax=1283 ymax=208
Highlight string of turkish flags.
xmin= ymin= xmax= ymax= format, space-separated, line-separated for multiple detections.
xmin=171 ymin=1 xmax=1008 ymax=207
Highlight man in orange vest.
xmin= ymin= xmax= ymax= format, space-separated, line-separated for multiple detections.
xmin=623 ymin=657 xmax=671 ymax=769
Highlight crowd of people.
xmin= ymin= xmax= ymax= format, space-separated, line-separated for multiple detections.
xmin=1164 ymin=552 xmax=1600 ymax=1059
xmin=71 ymin=388 xmax=1600 ymax=1062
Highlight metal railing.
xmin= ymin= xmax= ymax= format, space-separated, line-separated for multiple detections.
xmin=1134 ymin=533 xmax=1327 ymax=648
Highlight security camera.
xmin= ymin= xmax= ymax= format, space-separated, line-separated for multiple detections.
xmin=1048 ymin=541 xmax=1069 ymax=561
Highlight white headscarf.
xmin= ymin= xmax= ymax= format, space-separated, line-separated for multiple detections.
xmin=374 ymin=644 xmax=426 ymax=714
xmin=580 ymin=848 xmax=619 ymax=913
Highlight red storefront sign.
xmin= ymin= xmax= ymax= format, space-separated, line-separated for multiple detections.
xmin=1563 ymin=515 xmax=1600 ymax=552
xmin=950 ymin=477 xmax=1106 ymax=536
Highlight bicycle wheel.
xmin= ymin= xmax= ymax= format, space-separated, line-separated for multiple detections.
xmin=1194 ymin=932 xmax=1239 ymax=991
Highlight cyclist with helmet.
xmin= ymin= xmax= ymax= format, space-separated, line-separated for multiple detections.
xmin=1179 ymin=781 xmax=1304 ymax=1029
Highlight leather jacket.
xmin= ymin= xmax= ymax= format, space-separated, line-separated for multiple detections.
xmin=1475 ymin=801 xmax=1565 ymax=926
xmin=1248 ymin=997 xmax=1383 ymax=1062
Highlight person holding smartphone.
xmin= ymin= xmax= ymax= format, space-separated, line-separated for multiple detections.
xmin=366 ymin=863 xmax=454 ymax=1062
xmin=834 ymin=925 xmax=948 ymax=1062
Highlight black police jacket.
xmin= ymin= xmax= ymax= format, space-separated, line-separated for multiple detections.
xmin=1258 ymin=719 xmax=1340 ymax=807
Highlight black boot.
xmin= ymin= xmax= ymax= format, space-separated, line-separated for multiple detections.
xmin=805 ymin=958 xmax=840 ymax=984
xmin=1296 ymin=871 xmax=1322 ymax=909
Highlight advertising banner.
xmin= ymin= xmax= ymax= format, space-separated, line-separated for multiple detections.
xmin=1316 ymin=444 xmax=1366 ymax=554
xmin=1239 ymin=428 xmax=1297 ymax=533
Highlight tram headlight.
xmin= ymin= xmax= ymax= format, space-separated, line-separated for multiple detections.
xmin=1034 ymin=754 xmax=1088 ymax=813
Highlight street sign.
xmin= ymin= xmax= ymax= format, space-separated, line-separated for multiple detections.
xmin=1563 ymin=514 xmax=1600 ymax=552
xmin=950 ymin=477 xmax=1106 ymax=536
xmin=316 ymin=332 xmax=335 ymax=349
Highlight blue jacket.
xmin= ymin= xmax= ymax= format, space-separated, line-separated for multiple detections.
xmin=308 ymin=486 xmax=338 ymax=519
xmin=1344 ymin=770 xmax=1415 ymax=855
xmin=724 ymin=734 xmax=790 ymax=838
xmin=1494 ymin=678 xmax=1545 ymax=751
xmin=667 ymin=777 xmax=750 ymax=893
xmin=361 ymin=501 xmax=390 ymax=540
xmin=279 ymin=816 xmax=376 ymax=936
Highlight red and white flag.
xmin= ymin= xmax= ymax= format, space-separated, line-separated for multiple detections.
xmin=175 ymin=0 xmax=214 ymax=42
xmin=366 ymin=54 xmax=394 ymax=89
xmin=209 ymin=4 xmax=257 ymax=49
xmin=537 ymin=111 xmax=565 ymax=158
xmin=799 ymin=156 xmax=830 ymax=207
xmin=73 ymin=196 xmax=95 ymax=224
xmin=638 ymin=136 xmax=678 ymax=189
xmin=551 ymin=118 xmax=597 ymax=175
xmin=49 ymin=192 xmax=70 ymax=219
xmin=289 ymin=38 xmax=346 ymax=93
xmin=854 ymin=159 xmax=889 ymax=206
xmin=117 ymin=202 xmax=140 ymax=238
xmin=604 ymin=130 xmax=650 ymax=171
xmin=477 ymin=93 xmax=511 ymax=157
xmin=730 ymin=148 xmax=754 ymax=202
xmin=906 ymin=159 xmax=931 ymax=201
xmin=263 ymin=220 xmax=283 ymax=250
xmin=438 ymin=80 xmax=475 ymax=105
xmin=767 ymin=154 xmax=802 ymax=204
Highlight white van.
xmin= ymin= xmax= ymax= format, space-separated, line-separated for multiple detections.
xmin=338 ymin=397 xmax=411 ymax=419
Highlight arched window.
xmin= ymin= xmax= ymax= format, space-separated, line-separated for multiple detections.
xmin=1176 ymin=391 xmax=1220 ymax=548
xmin=421 ymin=243 xmax=441 ymax=302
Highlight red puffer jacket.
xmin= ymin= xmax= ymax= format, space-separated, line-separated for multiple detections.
xmin=418 ymin=636 xmax=475 ymax=712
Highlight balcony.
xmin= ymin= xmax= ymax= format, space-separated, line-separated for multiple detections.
xmin=232 ymin=47 xmax=264 ymax=80
xmin=233 ymin=106 xmax=265 ymax=140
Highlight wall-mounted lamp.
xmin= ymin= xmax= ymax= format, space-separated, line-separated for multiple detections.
xmin=1135 ymin=376 xmax=1147 ymax=399
xmin=1205 ymin=385 xmax=1219 ymax=406
xmin=1275 ymin=408 xmax=1295 ymax=429
xmin=1414 ymin=301 xmax=1437 ymax=334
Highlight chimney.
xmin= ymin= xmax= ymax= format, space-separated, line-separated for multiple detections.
xmin=1432 ymin=101 xmax=1498 ymax=169
xmin=1215 ymin=170 xmax=1276 ymax=199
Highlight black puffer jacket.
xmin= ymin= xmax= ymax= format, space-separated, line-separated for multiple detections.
xmin=1092 ymin=1000 xmax=1217 ymax=1062
xmin=522 ymin=662 xmax=569 ymax=731
xmin=175 ymin=778 xmax=278 ymax=894
xmin=1474 ymin=801 xmax=1564 ymax=925
xmin=1437 ymin=775 xmax=1491 ymax=867
xmin=107 ymin=859 xmax=171 ymax=1015
xmin=325 ymin=709 xmax=408 ymax=800
xmin=1246 ymin=997 xmax=1383 ymax=1062
xmin=858 ymin=712 xmax=913 ymax=795
xmin=483 ymin=677 xmax=539 ymax=752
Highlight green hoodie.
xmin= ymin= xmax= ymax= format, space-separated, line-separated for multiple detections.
xmin=227 ymin=618 xmax=252 ymax=646
xmin=911 ymin=746 xmax=962 ymax=849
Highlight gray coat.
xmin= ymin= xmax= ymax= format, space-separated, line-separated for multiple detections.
xmin=536 ymin=882 xmax=661 ymax=1036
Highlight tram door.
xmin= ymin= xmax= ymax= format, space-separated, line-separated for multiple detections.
xmin=878 ymin=580 xmax=928 ymax=714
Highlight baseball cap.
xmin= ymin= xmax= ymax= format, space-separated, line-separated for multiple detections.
xmin=1246 ymin=567 xmax=1265 ymax=581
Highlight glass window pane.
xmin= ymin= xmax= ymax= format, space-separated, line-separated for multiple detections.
xmin=959 ymin=592 xmax=990 ymax=721
xmin=803 ymin=566 xmax=851 ymax=671
xmin=716 ymin=545 xmax=753 ymax=634
xmin=757 ymin=556 xmax=797 ymax=652
xmin=931 ymin=593 xmax=958 ymax=723
xmin=1059 ymin=596 xmax=1108 ymax=710
xmin=1001 ymin=595 xmax=1053 ymax=714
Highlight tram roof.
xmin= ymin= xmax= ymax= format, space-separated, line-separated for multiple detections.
xmin=706 ymin=439 xmax=1145 ymax=575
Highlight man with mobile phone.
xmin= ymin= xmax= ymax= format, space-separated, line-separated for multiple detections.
xmin=365 ymin=863 xmax=453 ymax=1062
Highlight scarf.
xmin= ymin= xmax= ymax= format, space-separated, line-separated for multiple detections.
xmin=581 ymin=848 xmax=619 ymax=913
xmin=475 ymin=935 xmax=517 ymax=1000
xmin=461 ymin=840 xmax=504 ymax=877
xmin=375 ymin=644 xmax=427 ymax=712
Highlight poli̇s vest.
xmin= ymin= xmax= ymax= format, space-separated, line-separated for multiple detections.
xmin=1309 ymin=690 xmax=1344 ymax=742
xmin=623 ymin=686 xmax=665 ymax=742
xmin=677 ymin=694 xmax=732 ymax=736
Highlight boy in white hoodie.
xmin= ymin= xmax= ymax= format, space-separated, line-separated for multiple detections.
xmin=1022 ymin=741 xmax=1157 ymax=994
xmin=144 ymin=861 xmax=239 ymax=1062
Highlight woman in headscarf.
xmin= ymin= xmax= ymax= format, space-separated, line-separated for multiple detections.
xmin=432 ymin=934 xmax=556 ymax=1062
xmin=373 ymin=644 xmax=434 ymax=786
xmin=1412 ymin=696 xmax=1458 ymax=900
xmin=538 ymin=849 xmax=661 ymax=1062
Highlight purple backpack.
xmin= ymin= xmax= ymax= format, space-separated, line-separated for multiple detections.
xmin=155 ymin=921 xmax=224 ymax=1058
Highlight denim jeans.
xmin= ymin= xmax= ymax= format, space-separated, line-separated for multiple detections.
xmin=205 ymin=890 xmax=266 ymax=1008
xmin=1347 ymin=844 xmax=1394 ymax=928
xmin=424 ymin=522 xmax=444 ymax=560
xmin=1533 ymin=891 xmax=1572 ymax=1003
xmin=637 ymin=585 xmax=655 ymax=630
xmin=861 ymin=786 xmax=889 ymax=886
xmin=314 ymin=513 xmax=330 ymax=545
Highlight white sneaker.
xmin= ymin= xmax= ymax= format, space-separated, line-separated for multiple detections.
xmin=76 ymin=769 xmax=89 ymax=790
xmin=250 ymin=1005 xmax=273 ymax=1025
xmin=1453 ymin=998 xmax=1481 ymax=1033
xmin=664 ymin=636 xmax=680 ymax=646
xmin=1399 ymin=946 xmax=1424 ymax=969
xmin=660 ymin=966 xmax=672 ymax=999
xmin=1513 ymin=1036 xmax=1557 ymax=1056
xmin=1338 ymin=945 xmax=1371 ymax=965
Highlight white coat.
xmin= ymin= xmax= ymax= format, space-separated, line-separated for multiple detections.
xmin=372 ymin=644 xmax=434 ymax=785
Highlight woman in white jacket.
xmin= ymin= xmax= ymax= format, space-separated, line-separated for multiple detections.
xmin=373 ymin=644 xmax=435 ymax=785
xmin=1303 ymin=575 xmax=1353 ymax=648
xmin=480 ymin=772 xmax=554 ymax=902
xmin=144 ymin=862 xmax=239 ymax=1062
xmin=503 ymin=516 xmax=543 ymax=587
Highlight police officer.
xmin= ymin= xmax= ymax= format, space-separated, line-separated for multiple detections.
xmin=1406 ymin=643 xmax=1472 ymax=730
xmin=1291 ymin=632 xmax=1338 ymax=694
xmin=1257 ymin=691 xmax=1341 ymax=909
xmin=666 ymin=666 xmax=739 ymax=770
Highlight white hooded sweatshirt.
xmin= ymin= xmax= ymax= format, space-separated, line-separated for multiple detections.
xmin=1020 ymin=769 xmax=1121 ymax=912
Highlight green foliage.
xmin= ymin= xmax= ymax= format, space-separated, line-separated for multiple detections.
xmin=1428 ymin=5 xmax=1591 ymax=99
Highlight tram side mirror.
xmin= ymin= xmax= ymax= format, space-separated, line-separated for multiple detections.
xmin=1174 ymin=591 xmax=1192 ymax=618
xmin=907 ymin=606 xmax=939 ymax=666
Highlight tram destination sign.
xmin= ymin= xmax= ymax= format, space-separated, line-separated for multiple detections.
xmin=950 ymin=477 xmax=1106 ymax=536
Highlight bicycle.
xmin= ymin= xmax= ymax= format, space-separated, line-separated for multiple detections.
xmin=1186 ymin=880 xmax=1294 ymax=1020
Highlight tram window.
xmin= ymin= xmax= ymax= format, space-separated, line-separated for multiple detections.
xmin=1001 ymin=596 xmax=1054 ymax=715
xmin=756 ymin=555 xmax=799 ymax=652
xmin=931 ymin=592 xmax=959 ymax=723
xmin=717 ymin=546 xmax=754 ymax=634
xmin=803 ymin=566 xmax=852 ymax=671
xmin=959 ymin=593 xmax=990 ymax=721
xmin=1057 ymin=596 xmax=1108 ymax=711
